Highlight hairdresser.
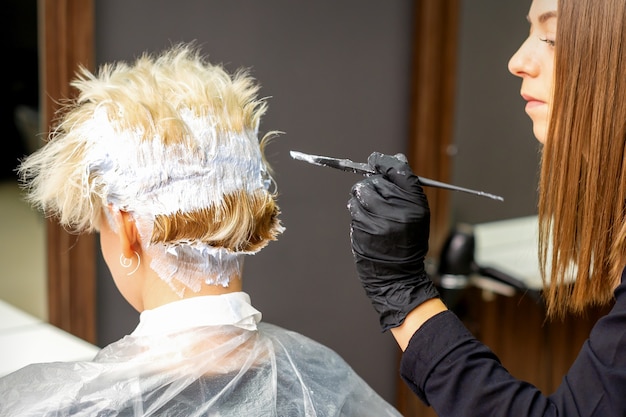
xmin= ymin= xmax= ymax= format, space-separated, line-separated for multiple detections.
xmin=347 ymin=0 xmax=626 ymax=415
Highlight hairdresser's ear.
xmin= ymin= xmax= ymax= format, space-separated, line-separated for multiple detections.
xmin=117 ymin=210 xmax=141 ymax=259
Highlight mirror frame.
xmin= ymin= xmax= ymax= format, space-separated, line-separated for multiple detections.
xmin=399 ymin=3 xmax=458 ymax=415
xmin=40 ymin=0 xmax=97 ymax=344
xmin=407 ymin=0 xmax=458 ymax=257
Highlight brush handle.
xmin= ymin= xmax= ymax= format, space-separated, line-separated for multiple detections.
xmin=290 ymin=150 xmax=504 ymax=201
xmin=417 ymin=177 xmax=504 ymax=201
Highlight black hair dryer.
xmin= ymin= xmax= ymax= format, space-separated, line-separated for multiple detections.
xmin=434 ymin=225 xmax=539 ymax=310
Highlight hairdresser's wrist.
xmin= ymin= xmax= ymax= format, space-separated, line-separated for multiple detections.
xmin=390 ymin=298 xmax=448 ymax=351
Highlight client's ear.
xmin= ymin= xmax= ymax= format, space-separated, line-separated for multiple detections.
xmin=116 ymin=210 xmax=141 ymax=259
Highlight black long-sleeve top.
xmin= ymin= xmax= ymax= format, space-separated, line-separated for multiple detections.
xmin=400 ymin=272 xmax=626 ymax=416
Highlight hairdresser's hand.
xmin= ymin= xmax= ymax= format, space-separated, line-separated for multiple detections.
xmin=348 ymin=152 xmax=439 ymax=332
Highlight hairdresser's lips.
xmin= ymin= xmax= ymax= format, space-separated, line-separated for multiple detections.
xmin=522 ymin=94 xmax=547 ymax=114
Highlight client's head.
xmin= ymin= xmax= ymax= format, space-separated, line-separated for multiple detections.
xmin=19 ymin=43 xmax=284 ymax=295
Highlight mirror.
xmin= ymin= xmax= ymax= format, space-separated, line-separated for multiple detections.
xmin=0 ymin=0 xmax=46 ymax=320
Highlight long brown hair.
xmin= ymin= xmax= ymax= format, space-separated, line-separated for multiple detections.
xmin=539 ymin=0 xmax=626 ymax=318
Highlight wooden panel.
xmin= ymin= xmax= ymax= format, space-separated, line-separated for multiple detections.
xmin=40 ymin=0 xmax=97 ymax=344
xmin=399 ymin=1 xmax=459 ymax=414
xmin=407 ymin=0 xmax=459 ymax=256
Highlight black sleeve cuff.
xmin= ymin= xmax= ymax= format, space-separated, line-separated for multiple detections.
xmin=399 ymin=310 xmax=475 ymax=405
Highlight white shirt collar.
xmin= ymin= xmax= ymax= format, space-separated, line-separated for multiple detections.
xmin=131 ymin=292 xmax=262 ymax=337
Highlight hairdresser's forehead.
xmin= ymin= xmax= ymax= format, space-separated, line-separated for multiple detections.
xmin=528 ymin=0 xmax=558 ymax=24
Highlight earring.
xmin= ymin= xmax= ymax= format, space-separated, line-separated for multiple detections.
xmin=119 ymin=251 xmax=141 ymax=276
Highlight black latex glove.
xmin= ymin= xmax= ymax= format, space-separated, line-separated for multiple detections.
xmin=348 ymin=152 xmax=439 ymax=332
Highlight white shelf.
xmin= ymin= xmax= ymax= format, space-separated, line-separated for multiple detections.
xmin=473 ymin=215 xmax=542 ymax=290
xmin=0 ymin=299 xmax=100 ymax=377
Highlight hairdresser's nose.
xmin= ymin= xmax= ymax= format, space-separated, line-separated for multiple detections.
xmin=508 ymin=37 xmax=538 ymax=78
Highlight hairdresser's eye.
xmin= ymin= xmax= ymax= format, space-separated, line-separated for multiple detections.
xmin=539 ymin=37 xmax=555 ymax=47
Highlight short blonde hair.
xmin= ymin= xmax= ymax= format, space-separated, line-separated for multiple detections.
xmin=19 ymin=43 xmax=283 ymax=255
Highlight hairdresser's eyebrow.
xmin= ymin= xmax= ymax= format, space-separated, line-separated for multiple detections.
xmin=526 ymin=10 xmax=557 ymax=25
xmin=538 ymin=10 xmax=557 ymax=24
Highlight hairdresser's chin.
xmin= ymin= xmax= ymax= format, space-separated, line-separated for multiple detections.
xmin=533 ymin=123 xmax=547 ymax=144
xmin=525 ymin=104 xmax=549 ymax=144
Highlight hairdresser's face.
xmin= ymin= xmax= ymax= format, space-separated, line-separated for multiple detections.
xmin=508 ymin=0 xmax=557 ymax=144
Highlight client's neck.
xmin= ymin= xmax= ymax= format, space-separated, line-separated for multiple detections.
xmin=141 ymin=273 xmax=243 ymax=311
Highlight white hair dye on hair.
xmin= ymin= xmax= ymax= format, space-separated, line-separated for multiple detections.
xmin=86 ymin=106 xmax=274 ymax=291
xmin=18 ymin=44 xmax=283 ymax=294
xmin=137 ymin=220 xmax=247 ymax=292
xmin=85 ymin=107 xmax=269 ymax=214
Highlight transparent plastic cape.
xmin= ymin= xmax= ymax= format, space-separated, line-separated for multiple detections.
xmin=0 ymin=296 xmax=402 ymax=417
